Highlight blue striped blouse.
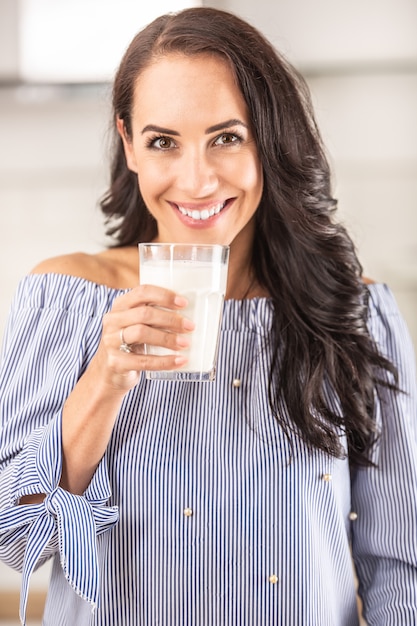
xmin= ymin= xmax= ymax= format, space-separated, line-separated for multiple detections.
xmin=0 ymin=274 xmax=417 ymax=625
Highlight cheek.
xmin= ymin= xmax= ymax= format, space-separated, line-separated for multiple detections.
xmin=236 ymin=156 xmax=263 ymax=197
xmin=221 ymin=152 xmax=261 ymax=187
xmin=137 ymin=161 xmax=167 ymax=200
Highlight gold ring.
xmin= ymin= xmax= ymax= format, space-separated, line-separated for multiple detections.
xmin=119 ymin=328 xmax=133 ymax=353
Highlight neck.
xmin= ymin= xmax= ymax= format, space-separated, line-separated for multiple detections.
xmin=225 ymin=227 xmax=269 ymax=300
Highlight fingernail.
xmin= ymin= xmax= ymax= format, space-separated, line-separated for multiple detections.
xmin=182 ymin=318 xmax=195 ymax=331
xmin=174 ymin=295 xmax=188 ymax=307
xmin=174 ymin=356 xmax=188 ymax=366
xmin=176 ymin=335 xmax=190 ymax=348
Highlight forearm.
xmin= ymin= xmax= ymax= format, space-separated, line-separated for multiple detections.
xmin=59 ymin=356 xmax=130 ymax=495
xmin=4 ymin=282 xmax=192 ymax=501
xmin=58 ymin=286 xmax=193 ymax=495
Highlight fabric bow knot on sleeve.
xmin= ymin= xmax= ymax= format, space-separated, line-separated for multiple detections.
xmin=0 ymin=413 xmax=119 ymax=624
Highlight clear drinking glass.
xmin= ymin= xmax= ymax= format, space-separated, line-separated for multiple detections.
xmin=139 ymin=243 xmax=230 ymax=382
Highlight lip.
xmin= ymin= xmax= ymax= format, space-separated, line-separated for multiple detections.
xmin=169 ymin=198 xmax=234 ymax=227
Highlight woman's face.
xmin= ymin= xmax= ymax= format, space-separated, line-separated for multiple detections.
xmin=118 ymin=53 xmax=263 ymax=248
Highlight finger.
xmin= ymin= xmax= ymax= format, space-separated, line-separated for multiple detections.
xmin=119 ymin=352 xmax=188 ymax=372
xmin=127 ymin=304 xmax=195 ymax=333
xmin=112 ymin=284 xmax=188 ymax=312
xmin=103 ymin=301 xmax=194 ymax=342
xmin=124 ymin=325 xmax=191 ymax=353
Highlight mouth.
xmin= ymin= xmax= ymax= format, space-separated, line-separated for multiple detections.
xmin=173 ymin=200 xmax=230 ymax=221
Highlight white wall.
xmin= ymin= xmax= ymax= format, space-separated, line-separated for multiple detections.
xmin=206 ymin=0 xmax=417 ymax=67
xmin=309 ymin=71 xmax=417 ymax=341
xmin=0 ymin=85 xmax=111 ymax=326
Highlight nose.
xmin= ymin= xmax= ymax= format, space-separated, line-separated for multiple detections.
xmin=175 ymin=148 xmax=218 ymax=197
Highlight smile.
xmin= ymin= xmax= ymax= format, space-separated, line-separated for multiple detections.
xmin=176 ymin=201 xmax=226 ymax=221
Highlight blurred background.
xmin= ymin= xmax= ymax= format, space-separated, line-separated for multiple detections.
xmin=0 ymin=0 xmax=416 ymax=623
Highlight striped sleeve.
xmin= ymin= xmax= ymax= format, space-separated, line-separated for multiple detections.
xmin=0 ymin=274 xmax=119 ymax=623
xmin=351 ymin=284 xmax=417 ymax=624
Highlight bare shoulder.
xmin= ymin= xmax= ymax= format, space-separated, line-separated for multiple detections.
xmin=30 ymin=252 xmax=95 ymax=278
xmin=30 ymin=247 xmax=139 ymax=289
xmin=362 ymin=276 xmax=376 ymax=285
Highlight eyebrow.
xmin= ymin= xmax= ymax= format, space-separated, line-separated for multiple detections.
xmin=205 ymin=119 xmax=249 ymax=134
xmin=141 ymin=119 xmax=248 ymax=136
xmin=141 ymin=124 xmax=180 ymax=136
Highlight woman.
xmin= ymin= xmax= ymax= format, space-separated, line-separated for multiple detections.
xmin=1 ymin=7 xmax=416 ymax=625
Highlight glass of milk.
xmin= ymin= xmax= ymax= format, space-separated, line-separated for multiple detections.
xmin=139 ymin=243 xmax=230 ymax=382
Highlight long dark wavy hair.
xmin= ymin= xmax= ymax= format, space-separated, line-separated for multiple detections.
xmin=100 ymin=7 xmax=398 ymax=467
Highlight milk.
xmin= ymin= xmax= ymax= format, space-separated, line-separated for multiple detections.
xmin=140 ymin=258 xmax=228 ymax=380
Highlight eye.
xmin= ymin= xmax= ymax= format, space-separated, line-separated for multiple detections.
xmin=214 ymin=132 xmax=242 ymax=146
xmin=147 ymin=135 xmax=176 ymax=150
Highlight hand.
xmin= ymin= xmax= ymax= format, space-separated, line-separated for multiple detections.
xmin=95 ymin=284 xmax=195 ymax=392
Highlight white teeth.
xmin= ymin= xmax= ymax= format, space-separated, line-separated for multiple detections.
xmin=176 ymin=201 xmax=226 ymax=220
